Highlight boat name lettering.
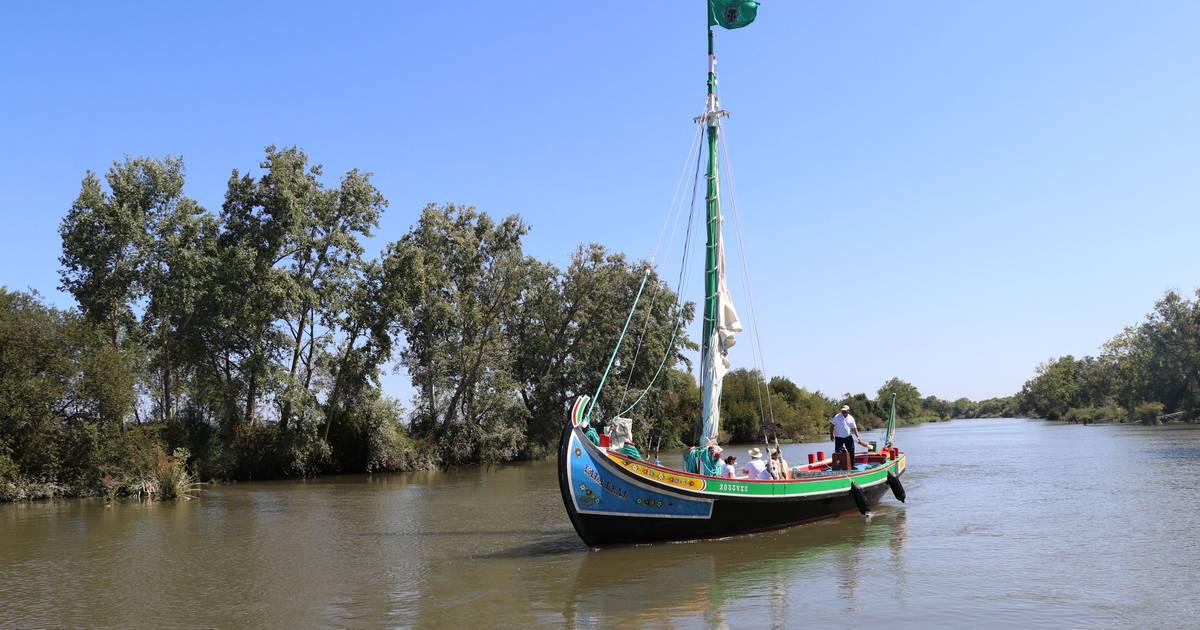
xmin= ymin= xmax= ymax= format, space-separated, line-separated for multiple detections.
xmin=623 ymin=461 xmax=701 ymax=490
xmin=583 ymin=464 xmax=627 ymax=500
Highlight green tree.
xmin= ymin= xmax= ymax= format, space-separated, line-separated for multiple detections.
xmin=1019 ymin=356 xmax=1080 ymax=419
xmin=720 ymin=369 xmax=769 ymax=443
xmin=59 ymin=160 xmax=162 ymax=349
xmin=1140 ymin=291 xmax=1200 ymax=411
xmin=0 ymin=289 xmax=136 ymax=487
xmin=141 ymin=177 xmax=216 ymax=426
xmin=950 ymin=397 xmax=978 ymax=418
xmin=977 ymin=396 xmax=1018 ymax=418
xmin=1101 ymin=327 xmax=1153 ymax=411
xmin=60 ymin=156 xmax=210 ymax=426
xmin=322 ymin=257 xmax=412 ymax=466
xmin=261 ymin=148 xmax=387 ymax=430
xmin=1073 ymin=355 xmax=1114 ymax=409
xmin=875 ymin=377 xmax=921 ymax=420
xmin=509 ymin=244 xmax=694 ymax=448
xmin=768 ymin=376 xmax=833 ymax=440
xmin=840 ymin=393 xmax=881 ymax=429
xmin=210 ymin=156 xmax=296 ymax=428
xmin=388 ymin=204 xmax=530 ymax=462
xmin=921 ymin=395 xmax=951 ymax=420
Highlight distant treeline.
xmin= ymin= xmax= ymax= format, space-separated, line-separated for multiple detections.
xmin=716 ymin=371 xmax=1017 ymax=444
xmin=1016 ymin=290 xmax=1200 ymax=424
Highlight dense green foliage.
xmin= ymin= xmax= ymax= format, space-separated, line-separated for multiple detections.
xmin=1019 ymin=290 xmax=1200 ymax=423
xmin=0 ymin=288 xmax=176 ymax=499
xmin=2 ymin=149 xmax=708 ymax=497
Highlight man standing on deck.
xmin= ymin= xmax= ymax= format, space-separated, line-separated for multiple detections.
xmin=830 ymin=405 xmax=862 ymax=465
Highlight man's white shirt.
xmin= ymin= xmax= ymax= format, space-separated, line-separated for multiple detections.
xmin=831 ymin=412 xmax=857 ymax=438
xmin=745 ymin=458 xmax=771 ymax=480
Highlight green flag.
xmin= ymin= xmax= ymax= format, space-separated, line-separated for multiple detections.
xmin=709 ymin=0 xmax=759 ymax=30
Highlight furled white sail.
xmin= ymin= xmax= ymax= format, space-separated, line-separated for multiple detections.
xmin=700 ymin=210 xmax=742 ymax=443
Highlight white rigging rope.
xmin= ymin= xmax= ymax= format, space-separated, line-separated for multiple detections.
xmin=648 ymin=125 xmax=706 ymax=265
xmin=718 ymin=126 xmax=777 ymax=428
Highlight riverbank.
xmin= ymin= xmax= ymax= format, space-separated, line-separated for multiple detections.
xmin=0 ymin=411 xmax=1009 ymax=504
xmin=0 ymin=412 xmax=993 ymax=506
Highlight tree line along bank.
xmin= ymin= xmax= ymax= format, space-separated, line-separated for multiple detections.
xmin=7 ymin=147 xmax=1186 ymax=501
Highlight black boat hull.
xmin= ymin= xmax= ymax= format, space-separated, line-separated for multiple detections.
xmin=570 ymin=483 xmax=890 ymax=546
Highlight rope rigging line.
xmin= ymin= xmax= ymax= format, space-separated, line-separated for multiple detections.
xmin=646 ymin=125 xmax=706 ymax=266
xmin=589 ymin=126 xmax=704 ymax=423
xmin=719 ymin=125 xmax=778 ymax=429
xmin=617 ymin=125 xmax=704 ymax=410
xmin=584 ymin=269 xmax=651 ymax=423
xmin=614 ymin=124 xmax=707 ymax=418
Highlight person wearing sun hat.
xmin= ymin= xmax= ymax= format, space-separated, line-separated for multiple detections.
xmin=830 ymin=404 xmax=863 ymax=466
xmin=743 ymin=447 xmax=772 ymax=480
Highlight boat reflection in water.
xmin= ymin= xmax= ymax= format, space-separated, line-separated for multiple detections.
xmin=559 ymin=508 xmax=908 ymax=628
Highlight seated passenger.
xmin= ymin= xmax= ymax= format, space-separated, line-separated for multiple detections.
xmin=770 ymin=448 xmax=790 ymax=480
xmin=743 ymin=448 xmax=773 ymax=480
xmin=721 ymin=455 xmax=742 ymax=479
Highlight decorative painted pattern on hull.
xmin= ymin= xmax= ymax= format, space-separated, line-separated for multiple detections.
xmin=567 ymin=429 xmax=713 ymax=519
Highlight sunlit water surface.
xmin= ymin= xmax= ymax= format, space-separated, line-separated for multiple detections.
xmin=3 ymin=418 xmax=1199 ymax=628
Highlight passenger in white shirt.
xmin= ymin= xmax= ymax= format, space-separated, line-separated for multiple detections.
xmin=743 ymin=448 xmax=773 ymax=480
xmin=721 ymin=455 xmax=742 ymax=479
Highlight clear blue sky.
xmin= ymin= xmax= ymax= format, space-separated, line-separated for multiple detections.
xmin=3 ymin=1 xmax=1198 ymax=403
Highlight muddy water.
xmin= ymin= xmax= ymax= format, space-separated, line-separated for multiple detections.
xmin=3 ymin=418 xmax=1199 ymax=628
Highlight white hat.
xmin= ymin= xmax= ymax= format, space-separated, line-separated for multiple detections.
xmin=748 ymin=447 xmax=762 ymax=458
xmin=840 ymin=405 xmax=851 ymax=412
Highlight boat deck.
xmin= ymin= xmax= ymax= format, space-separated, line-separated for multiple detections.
xmin=791 ymin=463 xmax=875 ymax=478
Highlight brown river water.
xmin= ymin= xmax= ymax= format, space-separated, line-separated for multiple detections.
xmin=3 ymin=418 xmax=1199 ymax=629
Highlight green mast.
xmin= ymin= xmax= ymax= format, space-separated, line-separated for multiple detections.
xmin=701 ymin=26 xmax=721 ymax=388
xmin=699 ymin=1 xmax=757 ymax=444
xmin=697 ymin=24 xmax=729 ymax=443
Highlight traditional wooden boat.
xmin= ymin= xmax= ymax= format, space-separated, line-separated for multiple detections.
xmin=557 ymin=1 xmax=908 ymax=547
xmin=559 ymin=396 xmax=906 ymax=546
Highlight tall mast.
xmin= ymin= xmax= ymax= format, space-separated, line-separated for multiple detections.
xmin=703 ymin=26 xmax=721 ymax=362
xmin=698 ymin=26 xmax=734 ymax=444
